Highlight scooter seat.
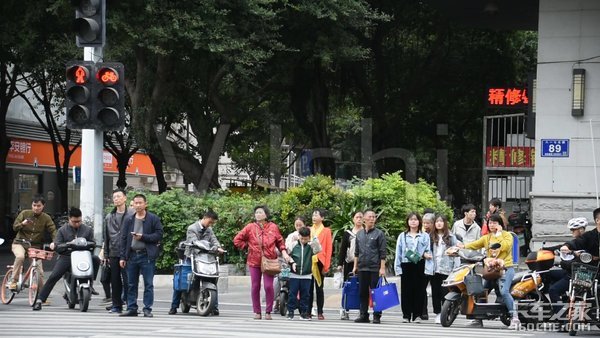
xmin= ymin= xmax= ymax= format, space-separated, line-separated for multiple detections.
xmin=512 ymin=271 xmax=527 ymax=284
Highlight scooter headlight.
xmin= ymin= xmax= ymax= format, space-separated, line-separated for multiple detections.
xmin=77 ymin=261 xmax=90 ymax=271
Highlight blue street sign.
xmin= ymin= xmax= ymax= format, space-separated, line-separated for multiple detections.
xmin=300 ymin=150 xmax=313 ymax=176
xmin=73 ymin=166 xmax=81 ymax=184
xmin=541 ymin=139 xmax=569 ymax=157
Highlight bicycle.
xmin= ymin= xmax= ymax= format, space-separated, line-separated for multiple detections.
xmin=1 ymin=239 xmax=54 ymax=305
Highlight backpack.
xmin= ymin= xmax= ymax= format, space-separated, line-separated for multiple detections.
xmin=345 ymin=230 xmax=357 ymax=263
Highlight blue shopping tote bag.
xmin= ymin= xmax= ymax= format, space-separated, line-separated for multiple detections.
xmin=370 ymin=276 xmax=400 ymax=312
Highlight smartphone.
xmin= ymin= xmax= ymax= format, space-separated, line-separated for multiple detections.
xmin=26 ymin=217 xmax=34 ymax=223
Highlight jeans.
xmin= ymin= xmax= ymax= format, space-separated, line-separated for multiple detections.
xmin=485 ymin=266 xmax=516 ymax=315
xmin=126 ymin=252 xmax=156 ymax=312
xmin=548 ymin=270 xmax=570 ymax=314
xmin=287 ymin=278 xmax=311 ymax=316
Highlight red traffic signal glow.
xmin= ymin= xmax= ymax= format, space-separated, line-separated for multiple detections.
xmin=97 ymin=67 xmax=119 ymax=85
xmin=67 ymin=65 xmax=90 ymax=85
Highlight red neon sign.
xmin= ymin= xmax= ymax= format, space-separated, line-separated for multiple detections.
xmin=487 ymin=88 xmax=529 ymax=107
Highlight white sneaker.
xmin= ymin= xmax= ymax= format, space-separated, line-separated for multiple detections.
xmin=413 ymin=317 xmax=422 ymax=323
xmin=509 ymin=317 xmax=521 ymax=330
xmin=340 ymin=309 xmax=349 ymax=320
xmin=402 ymin=318 xmax=409 ymax=323
xmin=435 ymin=314 xmax=441 ymax=324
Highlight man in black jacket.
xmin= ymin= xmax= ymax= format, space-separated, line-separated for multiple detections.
xmin=119 ymin=194 xmax=163 ymax=317
xmin=33 ymin=207 xmax=99 ymax=311
xmin=352 ymin=209 xmax=387 ymax=324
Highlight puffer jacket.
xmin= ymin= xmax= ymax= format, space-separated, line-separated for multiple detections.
xmin=233 ymin=222 xmax=286 ymax=268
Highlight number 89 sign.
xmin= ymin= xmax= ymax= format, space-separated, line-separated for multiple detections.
xmin=541 ymin=139 xmax=569 ymax=157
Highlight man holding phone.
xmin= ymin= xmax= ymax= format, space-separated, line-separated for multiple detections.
xmin=11 ymin=194 xmax=57 ymax=290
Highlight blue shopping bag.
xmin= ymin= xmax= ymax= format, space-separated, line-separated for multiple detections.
xmin=173 ymin=264 xmax=192 ymax=291
xmin=370 ymin=276 xmax=400 ymax=312
xmin=341 ymin=275 xmax=360 ymax=310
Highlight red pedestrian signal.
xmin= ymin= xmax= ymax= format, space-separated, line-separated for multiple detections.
xmin=66 ymin=61 xmax=94 ymax=129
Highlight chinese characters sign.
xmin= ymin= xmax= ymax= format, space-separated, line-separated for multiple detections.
xmin=486 ymin=146 xmax=535 ymax=168
xmin=488 ymin=88 xmax=529 ymax=107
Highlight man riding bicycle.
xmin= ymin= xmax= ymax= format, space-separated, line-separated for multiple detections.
xmin=11 ymin=194 xmax=57 ymax=290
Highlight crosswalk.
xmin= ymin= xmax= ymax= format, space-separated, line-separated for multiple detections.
xmin=0 ymin=299 xmax=538 ymax=338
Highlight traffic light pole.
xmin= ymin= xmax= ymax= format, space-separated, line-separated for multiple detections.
xmin=81 ymin=46 xmax=105 ymax=246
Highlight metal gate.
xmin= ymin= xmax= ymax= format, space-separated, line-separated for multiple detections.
xmin=482 ymin=113 xmax=534 ymax=212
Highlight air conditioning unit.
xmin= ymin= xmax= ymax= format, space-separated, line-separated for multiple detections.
xmin=145 ymin=177 xmax=154 ymax=183
xmin=164 ymin=173 xmax=177 ymax=182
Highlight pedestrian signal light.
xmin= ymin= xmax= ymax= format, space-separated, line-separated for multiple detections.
xmin=66 ymin=61 xmax=94 ymax=129
xmin=72 ymin=0 xmax=105 ymax=47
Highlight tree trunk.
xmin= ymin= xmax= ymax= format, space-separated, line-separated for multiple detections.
xmin=149 ymin=153 xmax=167 ymax=193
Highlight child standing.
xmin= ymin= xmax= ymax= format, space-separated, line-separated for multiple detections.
xmin=286 ymin=226 xmax=321 ymax=320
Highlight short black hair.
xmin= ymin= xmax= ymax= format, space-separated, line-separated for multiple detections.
xmin=423 ymin=208 xmax=435 ymax=215
xmin=32 ymin=194 xmax=46 ymax=205
xmin=112 ymin=188 xmax=127 ymax=196
xmin=313 ymin=208 xmax=327 ymax=218
xmin=298 ymin=227 xmax=311 ymax=237
xmin=203 ymin=209 xmax=219 ymax=220
xmin=133 ymin=193 xmax=146 ymax=202
xmin=294 ymin=215 xmax=306 ymax=223
xmin=489 ymin=213 xmax=504 ymax=227
xmin=462 ymin=204 xmax=476 ymax=215
xmin=489 ymin=198 xmax=502 ymax=208
xmin=363 ymin=208 xmax=377 ymax=215
xmin=68 ymin=207 xmax=82 ymax=218
xmin=594 ymin=208 xmax=600 ymax=222
xmin=254 ymin=205 xmax=271 ymax=220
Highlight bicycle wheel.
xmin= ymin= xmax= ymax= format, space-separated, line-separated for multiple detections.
xmin=28 ymin=268 xmax=39 ymax=306
xmin=1 ymin=268 xmax=16 ymax=304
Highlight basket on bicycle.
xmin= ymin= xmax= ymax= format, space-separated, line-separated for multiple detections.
xmin=571 ymin=262 xmax=599 ymax=289
xmin=279 ymin=267 xmax=290 ymax=280
xmin=27 ymin=248 xmax=54 ymax=261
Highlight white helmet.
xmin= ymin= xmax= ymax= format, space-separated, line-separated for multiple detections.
xmin=567 ymin=217 xmax=588 ymax=230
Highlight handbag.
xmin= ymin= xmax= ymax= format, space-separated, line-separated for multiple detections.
xmin=100 ymin=262 xmax=111 ymax=284
xmin=371 ymin=276 xmax=400 ymax=312
xmin=404 ymin=233 xmax=422 ymax=264
xmin=256 ymin=224 xmax=281 ymax=276
xmin=482 ymin=263 xmax=503 ymax=281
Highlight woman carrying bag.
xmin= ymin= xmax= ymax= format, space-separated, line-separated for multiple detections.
xmin=234 ymin=206 xmax=291 ymax=320
xmin=394 ymin=212 xmax=431 ymax=323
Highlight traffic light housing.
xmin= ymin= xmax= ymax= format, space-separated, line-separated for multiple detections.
xmin=66 ymin=61 xmax=94 ymax=129
xmin=95 ymin=62 xmax=125 ymax=131
xmin=72 ymin=0 xmax=105 ymax=48
xmin=65 ymin=61 xmax=125 ymax=131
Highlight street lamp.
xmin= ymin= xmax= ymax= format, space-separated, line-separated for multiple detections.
xmin=572 ymin=68 xmax=585 ymax=116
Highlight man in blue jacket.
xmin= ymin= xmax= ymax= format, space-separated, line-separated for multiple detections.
xmin=119 ymin=194 xmax=163 ymax=317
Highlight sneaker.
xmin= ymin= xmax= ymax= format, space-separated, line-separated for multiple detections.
xmin=32 ymin=300 xmax=42 ymax=311
xmin=340 ymin=309 xmax=349 ymax=320
xmin=402 ymin=318 xmax=409 ymax=323
xmin=287 ymin=313 xmax=294 ymax=321
xmin=354 ymin=316 xmax=370 ymax=323
xmin=9 ymin=281 xmax=17 ymax=290
xmin=467 ymin=319 xmax=483 ymax=327
xmin=119 ymin=310 xmax=138 ymax=317
xmin=422 ymin=314 xmax=429 ymax=320
xmin=254 ymin=313 xmax=261 ymax=320
xmin=168 ymin=308 xmax=177 ymax=315
xmin=509 ymin=317 xmax=521 ymax=330
xmin=109 ymin=307 xmax=123 ymax=314
xmin=300 ymin=313 xmax=311 ymax=321
xmin=317 ymin=314 xmax=325 ymax=320
xmin=264 ymin=313 xmax=272 ymax=320
xmin=105 ymin=305 xmax=113 ymax=311
xmin=435 ymin=314 xmax=441 ymax=324
xmin=212 ymin=308 xmax=219 ymax=316
xmin=413 ymin=317 xmax=422 ymax=323
xmin=143 ymin=309 xmax=153 ymax=318
xmin=372 ymin=316 xmax=381 ymax=324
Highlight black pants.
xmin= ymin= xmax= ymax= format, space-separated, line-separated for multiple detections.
xmin=359 ymin=270 xmax=381 ymax=318
xmin=430 ymin=273 xmax=448 ymax=314
xmin=342 ymin=261 xmax=354 ymax=282
xmin=38 ymin=254 xmax=100 ymax=302
xmin=309 ymin=261 xmax=325 ymax=315
xmin=400 ymin=260 xmax=426 ymax=320
xmin=109 ymin=257 xmax=128 ymax=308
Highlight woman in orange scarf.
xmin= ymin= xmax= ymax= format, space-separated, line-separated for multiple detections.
xmin=308 ymin=208 xmax=333 ymax=320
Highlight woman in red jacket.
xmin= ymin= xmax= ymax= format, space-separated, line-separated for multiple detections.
xmin=234 ymin=206 xmax=290 ymax=320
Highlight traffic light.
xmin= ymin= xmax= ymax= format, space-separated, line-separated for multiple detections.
xmin=66 ymin=61 xmax=94 ymax=129
xmin=65 ymin=61 xmax=125 ymax=131
xmin=72 ymin=0 xmax=105 ymax=47
xmin=94 ymin=62 xmax=125 ymax=131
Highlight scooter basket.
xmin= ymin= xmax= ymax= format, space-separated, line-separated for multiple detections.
xmin=464 ymin=273 xmax=485 ymax=296
xmin=571 ymin=263 xmax=598 ymax=289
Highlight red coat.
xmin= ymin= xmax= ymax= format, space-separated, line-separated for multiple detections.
xmin=233 ymin=221 xmax=286 ymax=268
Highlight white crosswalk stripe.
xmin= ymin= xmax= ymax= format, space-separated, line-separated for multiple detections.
xmin=0 ymin=299 xmax=537 ymax=338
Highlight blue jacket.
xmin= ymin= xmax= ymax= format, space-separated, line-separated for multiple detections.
xmin=394 ymin=231 xmax=430 ymax=275
xmin=425 ymin=233 xmax=460 ymax=276
xmin=120 ymin=211 xmax=164 ymax=260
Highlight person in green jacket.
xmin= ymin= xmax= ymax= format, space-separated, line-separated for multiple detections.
xmin=11 ymin=194 xmax=57 ymax=290
xmin=285 ymin=226 xmax=321 ymax=320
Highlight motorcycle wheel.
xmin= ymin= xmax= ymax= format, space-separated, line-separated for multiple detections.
xmin=440 ymin=299 xmax=460 ymax=327
xmin=79 ymin=288 xmax=91 ymax=312
xmin=279 ymin=291 xmax=288 ymax=316
xmin=28 ymin=269 xmax=39 ymax=306
xmin=180 ymin=292 xmax=191 ymax=313
xmin=196 ymin=289 xmax=216 ymax=316
xmin=1 ymin=269 xmax=16 ymax=304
